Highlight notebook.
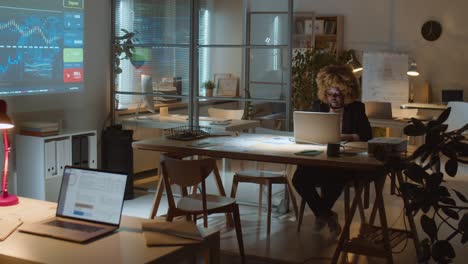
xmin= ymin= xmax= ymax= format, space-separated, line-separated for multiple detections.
xmin=293 ymin=111 xmax=341 ymax=144
xmin=19 ymin=166 xmax=128 ymax=243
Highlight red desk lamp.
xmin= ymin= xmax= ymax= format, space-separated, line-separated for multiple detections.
xmin=0 ymin=99 xmax=17 ymax=206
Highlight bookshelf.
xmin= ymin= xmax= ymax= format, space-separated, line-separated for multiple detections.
xmin=293 ymin=13 xmax=344 ymax=57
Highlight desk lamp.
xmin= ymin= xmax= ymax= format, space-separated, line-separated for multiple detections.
xmin=0 ymin=100 xmax=17 ymax=206
xmin=407 ymin=60 xmax=420 ymax=103
xmin=346 ymin=52 xmax=363 ymax=73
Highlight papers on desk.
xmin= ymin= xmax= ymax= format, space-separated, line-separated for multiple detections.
xmin=0 ymin=218 xmax=23 ymax=241
xmin=142 ymin=221 xmax=203 ymax=246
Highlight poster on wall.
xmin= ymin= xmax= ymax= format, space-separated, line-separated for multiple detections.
xmin=362 ymin=51 xmax=409 ymax=116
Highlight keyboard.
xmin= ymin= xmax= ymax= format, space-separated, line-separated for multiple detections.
xmin=46 ymin=220 xmax=104 ymax=233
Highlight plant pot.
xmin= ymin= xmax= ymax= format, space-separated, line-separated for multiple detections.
xmin=206 ymin=89 xmax=214 ymax=97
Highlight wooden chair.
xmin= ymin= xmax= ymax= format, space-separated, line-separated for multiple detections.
xmin=230 ymin=166 xmax=299 ymax=235
xmin=160 ymin=153 xmax=245 ymax=262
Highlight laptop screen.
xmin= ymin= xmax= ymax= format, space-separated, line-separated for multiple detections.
xmin=56 ymin=167 xmax=128 ymax=225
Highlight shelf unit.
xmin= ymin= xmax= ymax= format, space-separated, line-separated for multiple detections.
xmin=16 ymin=130 xmax=97 ymax=202
xmin=293 ymin=13 xmax=344 ymax=57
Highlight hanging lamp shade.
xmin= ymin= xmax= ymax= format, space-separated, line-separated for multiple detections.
xmin=407 ymin=60 xmax=420 ymax=76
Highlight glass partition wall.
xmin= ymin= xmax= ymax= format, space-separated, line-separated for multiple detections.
xmin=111 ymin=0 xmax=293 ymax=131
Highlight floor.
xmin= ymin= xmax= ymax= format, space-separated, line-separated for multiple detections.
xmin=123 ymin=179 xmax=468 ymax=264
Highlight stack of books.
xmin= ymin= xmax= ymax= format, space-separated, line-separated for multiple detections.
xmin=20 ymin=121 xmax=60 ymax=137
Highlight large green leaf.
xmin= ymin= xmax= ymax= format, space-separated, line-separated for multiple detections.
xmin=431 ymin=240 xmax=455 ymax=262
xmin=459 ymin=213 xmax=468 ymax=244
xmin=405 ymin=163 xmax=428 ymax=183
xmin=453 ymin=189 xmax=468 ymax=203
xmin=445 ymin=158 xmax=458 ymax=177
xmin=420 ymin=214 xmax=438 ymax=242
xmin=404 ymin=123 xmax=426 ymax=136
xmin=435 ymin=107 xmax=452 ymax=124
xmin=441 ymin=207 xmax=459 ymax=220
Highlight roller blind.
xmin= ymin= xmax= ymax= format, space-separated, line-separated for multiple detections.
xmin=113 ymin=0 xmax=193 ymax=109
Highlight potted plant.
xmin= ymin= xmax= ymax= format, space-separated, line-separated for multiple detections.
xmin=204 ymin=80 xmax=215 ymax=97
xmin=113 ymin=29 xmax=138 ymax=74
xmin=375 ymin=108 xmax=468 ymax=263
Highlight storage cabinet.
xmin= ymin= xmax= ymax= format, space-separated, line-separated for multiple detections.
xmin=16 ymin=130 xmax=97 ymax=202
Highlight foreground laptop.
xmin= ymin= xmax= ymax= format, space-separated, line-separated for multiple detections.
xmin=293 ymin=111 xmax=341 ymax=144
xmin=19 ymin=166 xmax=128 ymax=243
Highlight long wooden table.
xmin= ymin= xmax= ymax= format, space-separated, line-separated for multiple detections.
xmin=0 ymin=197 xmax=220 ymax=264
xmin=133 ymin=133 xmax=396 ymax=263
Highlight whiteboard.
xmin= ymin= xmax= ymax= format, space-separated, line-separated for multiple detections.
xmin=362 ymin=52 xmax=409 ymax=111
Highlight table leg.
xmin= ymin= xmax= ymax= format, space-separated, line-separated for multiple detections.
xmin=374 ymin=174 xmax=393 ymax=264
xmin=150 ymin=177 xmax=165 ymax=219
xmin=331 ymin=181 xmax=364 ymax=264
xmin=396 ymin=171 xmax=422 ymax=261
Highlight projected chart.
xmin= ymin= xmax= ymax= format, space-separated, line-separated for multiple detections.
xmin=0 ymin=0 xmax=84 ymax=96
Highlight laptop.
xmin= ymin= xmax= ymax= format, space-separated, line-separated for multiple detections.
xmin=364 ymin=101 xmax=393 ymax=119
xmin=293 ymin=111 xmax=341 ymax=144
xmin=19 ymin=166 xmax=128 ymax=243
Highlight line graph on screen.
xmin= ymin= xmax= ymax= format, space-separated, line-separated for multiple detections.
xmin=0 ymin=0 xmax=84 ymax=96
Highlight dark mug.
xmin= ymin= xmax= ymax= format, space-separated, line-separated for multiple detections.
xmin=327 ymin=143 xmax=340 ymax=157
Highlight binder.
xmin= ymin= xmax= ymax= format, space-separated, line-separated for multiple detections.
xmin=80 ymin=136 xmax=89 ymax=168
xmin=71 ymin=136 xmax=81 ymax=167
xmin=56 ymin=139 xmax=71 ymax=176
xmin=44 ymin=141 xmax=57 ymax=178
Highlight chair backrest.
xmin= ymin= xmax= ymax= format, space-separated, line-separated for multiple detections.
xmin=160 ymin=154 xmax=215 ymax=188
xmin=364 ymin=101 xmax=392 ymax=119
xmin=208 ymin=108 xmax=244 ymax=120
xmin=445 ymin=102 xmax=468 ymax=132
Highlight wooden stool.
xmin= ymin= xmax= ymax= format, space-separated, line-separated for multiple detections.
xmin=230 ymin=170 xmax=299 ymax=235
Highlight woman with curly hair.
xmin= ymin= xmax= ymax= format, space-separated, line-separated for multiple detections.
xmin=292 ymin=64 xmax=372 ymax=237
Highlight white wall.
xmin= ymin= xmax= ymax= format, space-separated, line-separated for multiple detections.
xmin=295 ymin=0 xmax=468 ymax=102
xmin=3 ymin=0 xmax=111 ymax=192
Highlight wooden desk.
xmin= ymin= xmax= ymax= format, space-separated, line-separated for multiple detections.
xmin=0 ymin=197 xmax=220 ymax=264
xmin=121 ymin=114 xmax=260 ymax=132
xmin=133 ymin=134 xmax=395 ymax=263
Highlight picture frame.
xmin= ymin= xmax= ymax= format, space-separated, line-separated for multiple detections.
xmin=213 ymin=73 xmax=231 ymax=90
xmin=216 ymin=77 xmax=239 ymax=97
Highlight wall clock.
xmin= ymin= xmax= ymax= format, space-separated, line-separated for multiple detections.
xmin=421 ymin=20 xmax=442 ymax=41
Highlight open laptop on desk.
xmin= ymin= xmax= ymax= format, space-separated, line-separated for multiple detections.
xmin=19 ymin=166 xmax=127 ymax=243
xmin=293 ymin=111 xmax=340 ymax=144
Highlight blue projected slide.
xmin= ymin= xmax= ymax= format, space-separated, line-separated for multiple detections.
xmin=0 ymin=0 xmax=84 ymax=96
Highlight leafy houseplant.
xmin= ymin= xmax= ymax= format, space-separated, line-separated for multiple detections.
xmin=203 ymin=80 xmax=215 ymax=97
xmin=291 ymin=49 xmax=356 ymax=111
xmin=375 ymin=108 xmax=468 ymax=263
xmin=113 ymin=29 xmax=138 ymax=74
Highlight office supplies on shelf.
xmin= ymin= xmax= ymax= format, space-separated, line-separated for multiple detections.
xmin=0 ymin=218 xmax=23 ymax=241
xmin=19 ymin=166 xmax=128 ymax=243
xmin=19 ymin=121 xmax=60 ymax=137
